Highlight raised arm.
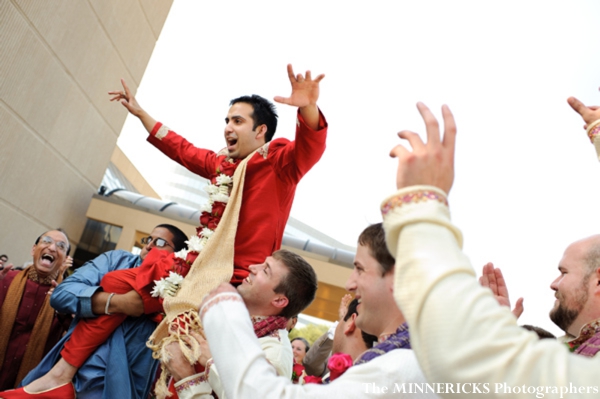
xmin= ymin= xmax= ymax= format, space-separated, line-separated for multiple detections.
xmin=274 ymin=64 xmax=324 ymax=131
xmin=384 ymin=102 xmax=599 ymax=398
xmin=268 ymin=65 xmax=328 ymax=185
xmin=109 ymin=78 xmax=157 ymax=133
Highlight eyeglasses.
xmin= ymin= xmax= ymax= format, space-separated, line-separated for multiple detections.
xmin=141 ymin=236 xmax=173 ymax=249
xmin=39 ymin=236 xmax=69 ymax=253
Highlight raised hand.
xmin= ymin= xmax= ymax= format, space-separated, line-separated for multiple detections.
xmin=568 ymin=95 xmax=600 ymax=129
xmin=48 ymin=256 xmax=72 ymax=294
xmin=338 ymin=293 xmax=353 ymax=320
xmin=108 ymin=79 xmax=144 ymax=116
xmin=274 ymin=64 xmax=325 ymax=109
xmin=479 ymin=262 xmax=524 ymax=319
xmin=109 ymin=79 xmax=157 ymax=133
xmin=390 ymin=102 xmax=457 ymax=193
xmin=59 ymin=256 xmax=73 ymax=276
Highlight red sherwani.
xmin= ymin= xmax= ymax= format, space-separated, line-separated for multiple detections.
xmin=0 ymin=271 xmax=71 ymax=389
xmin=147 ymin=109 xmax=328 ymax=284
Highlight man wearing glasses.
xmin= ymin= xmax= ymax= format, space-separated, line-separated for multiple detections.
xmin=20 ymin=224 xmax=187 ymax=399
xmin=0 ymin=230 xmax=73 ymax=390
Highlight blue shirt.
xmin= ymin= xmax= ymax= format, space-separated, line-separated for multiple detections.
xmin=21 ymin=250 xmax=159 ymax=399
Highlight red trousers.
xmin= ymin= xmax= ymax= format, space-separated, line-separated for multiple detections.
xmin=61 ymin=249 xmax=181 ymax=368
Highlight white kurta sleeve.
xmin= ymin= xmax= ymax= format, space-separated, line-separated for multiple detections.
xmin=383 ymin=186 xmax=600 ymax=398
xmin=201 ymin=292 xmax=437 ymax=399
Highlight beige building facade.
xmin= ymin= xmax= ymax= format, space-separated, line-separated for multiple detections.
xmin=0 ymin=0 xmax=173 ymax=264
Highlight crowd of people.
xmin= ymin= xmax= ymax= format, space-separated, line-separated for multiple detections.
xmin=2 ymin=61 xmax=600 ymax=399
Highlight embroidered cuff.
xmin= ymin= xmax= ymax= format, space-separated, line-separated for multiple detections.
xmin=155 ymin=125 xmax=170 ymax=140
xmin=381 ymin=185 xmax=463 ymax=255
xmin=175 ymin=373 xmax=208 ymax=393
xmin=200 ymin=292 xmax=243 ymax=321
xmin=381 ymin=188 xmax=449 ymax=215
xmin=585 ymin=120 xmax=600 ymax=162
xmin=150 ymin=122 xmax=170 ymax=140
xmin=586 ymin=119 xmax=600 ymax=142
xmin=206 ymin=358 xmax=214 ymax=375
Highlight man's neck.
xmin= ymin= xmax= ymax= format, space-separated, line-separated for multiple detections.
xmin=346 ymin=342 xmax=370 ymax=362
xmin=245 ymin=304 xmax=279 ymax=319
xmin=376 ymin=314 xmax=407 ymax=342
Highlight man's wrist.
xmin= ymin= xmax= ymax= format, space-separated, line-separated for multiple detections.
xmin=105 ymin=293 xmax=116 ymax=315
xmin=91 ymin=291 xmax=109 ymax=315
xmin=169 ymin=357 xmax=197 ymax=382
xmin=92 ymin=291 xmax=120 ymax=315
xmin=108 ymin=293 xmax=126 ymax=314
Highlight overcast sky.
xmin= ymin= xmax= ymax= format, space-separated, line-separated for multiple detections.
xmin=117 ymin=0 xmax=600 ymax=335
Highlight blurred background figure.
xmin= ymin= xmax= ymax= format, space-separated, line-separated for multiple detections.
xmin=291 ymin=337 xmax=310 ymax=365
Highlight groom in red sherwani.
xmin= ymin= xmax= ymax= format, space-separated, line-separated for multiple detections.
xmin=110 ymin=64 xmax=327 ymax=284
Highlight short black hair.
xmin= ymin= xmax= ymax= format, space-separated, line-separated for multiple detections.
xmin=344 ymin=298 xmax=377 ymax=348
xmin=272 ymin=249 xmax=317 ymax=319
xmin=155 ymin=224 xmax=187 ymax=252
xmin=358 ymin=223 xmax=395 ymax=275
xmin=230 ymin=95 xmax=278 ymax=142
xmin=35 ymin=229 xmax=71 ymax=254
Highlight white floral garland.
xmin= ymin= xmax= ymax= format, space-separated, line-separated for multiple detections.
xmin=151 ymin=173 xmax=233 ymax=299
xmin=150 ymin=271 xmax=185 ymax=298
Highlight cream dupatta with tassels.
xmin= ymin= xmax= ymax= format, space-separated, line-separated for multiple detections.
xmin=147 ymin=149 xmax=257 ymax=398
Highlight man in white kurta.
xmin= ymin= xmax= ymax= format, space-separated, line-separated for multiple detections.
xmin=383 ymin=101 xmax=600 ymax=398
xmin=164 ymin=249 xmax=317 ymax=398
xmin=197 ymin=224 xmax=437 ymax=399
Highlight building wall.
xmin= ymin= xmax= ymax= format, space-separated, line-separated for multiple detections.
xmin=0 ymin=0 xmax=172 ymax=265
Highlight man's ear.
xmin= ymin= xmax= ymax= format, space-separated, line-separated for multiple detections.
xmin=272 ymin=295 xmax=289 ymax=310
xmin=31 ymin=244 xmax=36 ymax=258
xmin=255 ymin=124 xmax=267 ymax=142
xmin=594 ymin=267 xmax=600 ymax=292
xmin=344 ymin=313 xmax=358 ymax=335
